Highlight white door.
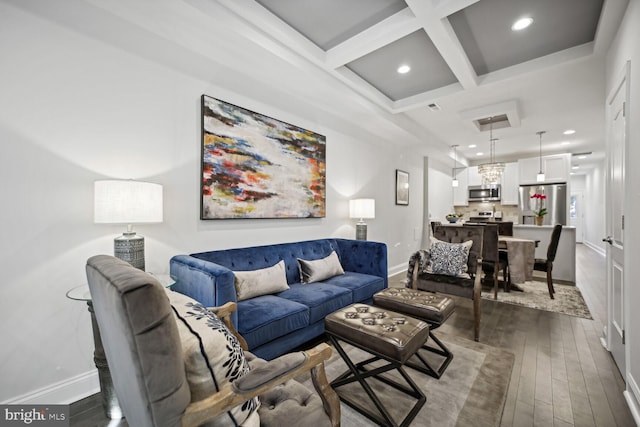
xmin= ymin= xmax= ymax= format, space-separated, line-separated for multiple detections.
xmin=570 ymin=192 xmax=584 ymax=243
xmin=605 ymin=64 xmax=628 ymax=375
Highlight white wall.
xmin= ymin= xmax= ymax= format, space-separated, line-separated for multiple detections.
xmin=0 ymin=1 xmax=425 ymax=403
xmin=582 ymin=162 xmax=607 ymax=253
xmin=606 ymin=0 xmax=640 ymax=422
xmin=428 ymin=157 xmax=455 ymax=225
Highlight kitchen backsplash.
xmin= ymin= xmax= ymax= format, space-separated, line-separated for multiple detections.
xmin=453 ymin=202 xmax=520 ymax=223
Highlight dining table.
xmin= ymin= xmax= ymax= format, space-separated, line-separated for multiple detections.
xmin=498 ymin=235 xmax=537 ymax=287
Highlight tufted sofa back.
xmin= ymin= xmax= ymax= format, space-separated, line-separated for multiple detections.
xmin=191 ymin=239 xmax=356 ymax=285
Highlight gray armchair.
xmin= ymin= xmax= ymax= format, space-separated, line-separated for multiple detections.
xmin=86 ymin=255 xmax=340 ymax=427
xmin=408 ymin=226 xmax=484 ymax=341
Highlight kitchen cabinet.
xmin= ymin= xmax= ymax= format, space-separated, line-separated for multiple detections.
xmin=500 ymin=162 xmax=519 ymax=205
xmin=453 ymin=167 xmax=468 ymax=206
xmin=518 ymin=153 xmax=571 ymax=185
xmin=467 ymin=166 xmax=482 ymax=186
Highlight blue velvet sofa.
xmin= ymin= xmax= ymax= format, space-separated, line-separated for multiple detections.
xmin=170 ymin=238 xmax=387 ymax=360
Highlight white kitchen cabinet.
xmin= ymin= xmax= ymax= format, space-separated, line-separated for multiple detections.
xmin=518 ymin=154 xmax=570 ymax=185
xmin=453 ymin=167 xmax=468 ymax=206
xmin=467 ymin=165 xmax=482 ymax=186
xmin=500 ymin=162 xmax=519 ymax=205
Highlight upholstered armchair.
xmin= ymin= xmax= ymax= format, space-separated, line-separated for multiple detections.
xmin=86 ymin=255 xmax=340 ymax=427
xmin=407 ymin=226 xmax=484 ymax=341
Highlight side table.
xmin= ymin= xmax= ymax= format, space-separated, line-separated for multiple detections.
xmin=67 ymin=273 xmax=175 ymax=419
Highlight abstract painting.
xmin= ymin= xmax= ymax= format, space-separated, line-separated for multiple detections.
xmin=201 ymin=95 xmax=326 ymax=219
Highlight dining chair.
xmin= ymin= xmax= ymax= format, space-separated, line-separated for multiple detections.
xmin=496 ymin=221 xmax=514 ymax=236
xmin=533 ymin=224 xmax=563 ymax=299
xmin=466 ymin=224 xmax=509 ymax=299
xmin=86 ymin=255 xmax=340 ymax=427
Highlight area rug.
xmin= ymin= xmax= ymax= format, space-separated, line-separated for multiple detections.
xmin=298 ymin=332 xmax=514 ymax=427
xmin=481 ymin=280 xmax=592 ymax=319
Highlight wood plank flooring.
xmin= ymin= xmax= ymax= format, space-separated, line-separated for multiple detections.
xmin=69 ymin=244 xmax=636 ymax=426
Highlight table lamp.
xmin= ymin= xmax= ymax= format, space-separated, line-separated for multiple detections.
xmin=349 ymin=198 xmax=375 ymax=241
xmin=94 ymin=180 xmax=163 ymax=271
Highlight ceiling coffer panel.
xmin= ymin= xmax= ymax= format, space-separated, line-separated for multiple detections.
xmin=255 ymin=0 xmax=407 ymax=50
xmin=449 ymin=0 xmax=604 ymax=76
xmin=346 ymin=30 xmax=458 ymax=101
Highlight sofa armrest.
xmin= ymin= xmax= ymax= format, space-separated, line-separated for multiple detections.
xmin=334 ymin=239 xmax=388 ymax=286
xmin=170 ymin=255 xmax=238 ymax=326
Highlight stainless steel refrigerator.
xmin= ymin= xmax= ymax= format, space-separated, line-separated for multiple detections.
xmin=518 ymin=183 xmax=567 ymax=225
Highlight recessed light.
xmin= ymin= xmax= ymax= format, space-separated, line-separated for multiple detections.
xmin=511 ymin=17 xmax=533 ymax=31
xmin=572 ymin=166 xmax=580 ymax=170
xmin=578 ymin=155 xmax=587 ymax=159
xmin=397 ymin=64 xmax=411 ymax=74
xmin=563 ymin=129 xmax=576 ymax=135
xmin=476 ymin=152 xmax=484 ymax=156
xmin=468 ymin=144 xmax=477 ymax=148
xmin=561 ymin=141 xmax=571 ymax=145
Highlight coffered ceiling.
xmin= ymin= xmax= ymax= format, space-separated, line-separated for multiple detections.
xmin=217 ymin=0 xmax=629 ymax=173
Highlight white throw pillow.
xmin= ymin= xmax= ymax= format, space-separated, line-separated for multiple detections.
xmin=166 ymin=289 xmax=259 ymax=427
xmin=297 ymin=250 xmax=345 ymax=284
xmin=427 ymin=236 xmax=473 ymax=278
xmin=233 ymin=260 xmax=289 ymax=301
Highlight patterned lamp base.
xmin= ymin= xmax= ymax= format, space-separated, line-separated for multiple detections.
xmin=114 ymin=232 xmax=145 ymax=270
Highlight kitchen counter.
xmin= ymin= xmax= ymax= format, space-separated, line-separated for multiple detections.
xmin=513 ymin=225 xmax=576 ymax=284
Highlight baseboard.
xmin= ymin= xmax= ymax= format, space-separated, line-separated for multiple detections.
xmin=626 ymin=373 xmax=640 ymax=426
xmin=388 ymin=263 xmax=407 ymax=278
xmin=2 ymin=370 xmax=99 ymax=405
xmin=583 ymin=240 xmax=606 ymax=257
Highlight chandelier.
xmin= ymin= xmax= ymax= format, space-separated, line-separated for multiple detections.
xmin=477 ymin=117 xmax=505 ymax=186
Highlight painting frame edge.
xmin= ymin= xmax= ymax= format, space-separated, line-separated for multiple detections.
xmin=396 ymin=169 xmax=409 ymax=206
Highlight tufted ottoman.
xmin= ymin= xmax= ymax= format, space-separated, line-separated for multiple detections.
xmin=373 ymin=288 xmax=456 ymax=379
xmin=325 ymin=303 xmax=430 ymax=427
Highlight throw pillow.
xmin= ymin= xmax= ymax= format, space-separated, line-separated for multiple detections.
xmin=427 ymin=236 xmax=473 ymax=278
xmin=297 ymin=250 xmax=345 ymax=284
xmin=166 ymin=289 xmax=259 ymax=426
xmin=233 ymin=260 xmax=289 ymax=301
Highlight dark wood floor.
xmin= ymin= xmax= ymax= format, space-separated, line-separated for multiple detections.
xmin=70 ymin=244 xmax=635 ymax=426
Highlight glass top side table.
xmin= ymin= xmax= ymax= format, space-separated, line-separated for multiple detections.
xmin=67 ymin=273 xmax=175 ymax=419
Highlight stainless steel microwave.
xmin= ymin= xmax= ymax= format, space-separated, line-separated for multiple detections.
xmin=468 ymin=185 xmax=501 ymax=202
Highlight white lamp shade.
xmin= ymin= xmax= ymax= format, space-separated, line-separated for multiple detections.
xmin=536 ymin=172 xmax=545 ymax=183
xmin=94 ymin=180 xmax=163 ymax=224
xmin=349 ymin=198 xmax=375 ymax=219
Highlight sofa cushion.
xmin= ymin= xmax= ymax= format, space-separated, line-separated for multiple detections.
xmin=427 ymin=236 xmax=473 ymax=278
xmin=166 ymin=290 xmax=259 ymax=426
xmin=237 ymin=295 xmax=310 ymax=350
xmin=297 ymin=251 xmax=345 ymax=284
xmin=234 ymin=260 xmax=290 ymax=301
xmin=323 ymin=272 xmax=386 ymax=303
xmin=277 ymin=283 xmax=352 ymax=324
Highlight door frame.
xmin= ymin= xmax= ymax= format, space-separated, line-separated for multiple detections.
xmin=603 ymin=61 xmax=630 ymax=382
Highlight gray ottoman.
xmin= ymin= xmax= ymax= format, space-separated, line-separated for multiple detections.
xmin=373 ymin=288 xmax=456 ymax=379
xmin=325 ymin=304 xmax=430 ymax=427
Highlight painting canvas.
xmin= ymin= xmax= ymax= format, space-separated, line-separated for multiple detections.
xmin=201 ymin=95 xmax=326 ymax=219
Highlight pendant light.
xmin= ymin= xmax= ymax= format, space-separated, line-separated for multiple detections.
xmin=478 ymin=117 xmax=505 ymax=186
xmin=451 ymin=145 xmax=459 ymax=187
xmin=536 ymin=131 xmax=546 ymax=182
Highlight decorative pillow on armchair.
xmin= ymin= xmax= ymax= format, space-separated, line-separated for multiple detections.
xmin=426 ymin=236 xmax=473 ymax=278
xmin=166 ymin=290 xmax=260 ymax=427
xmin=297 ymin=250 xmax=345 ymax=283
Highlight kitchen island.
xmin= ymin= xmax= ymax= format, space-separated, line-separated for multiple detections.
xmin=513 ymin=224 xmax=576 ymax=284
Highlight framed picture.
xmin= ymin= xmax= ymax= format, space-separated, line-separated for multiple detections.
xmin=200 ymin=95 xmax=326 ymax=219
xmin=396 ymin=169 xmax=409 ymax=205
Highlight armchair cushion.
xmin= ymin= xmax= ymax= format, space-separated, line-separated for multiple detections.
xmin=167 ymin=290 xmax=260 ymax=426
xmin=297 ymin=250 xmax=345 ymax=283
xmin=427 ymin=237 xmax=473 ymax=278
xmin=233 ymin=260 xmax=289 ymax=301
